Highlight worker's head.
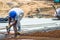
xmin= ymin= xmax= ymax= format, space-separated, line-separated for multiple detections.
xmin=9 ymin=11 xmax=16 ymax=18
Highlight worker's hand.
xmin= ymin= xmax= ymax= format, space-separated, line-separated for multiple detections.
xmin=8 ymin=24 xmax=12 ymax=27
xmin=7 ymin=25 xmax=10 ymax=27
xmin=9 ymin=24 xmax=13 ymax=27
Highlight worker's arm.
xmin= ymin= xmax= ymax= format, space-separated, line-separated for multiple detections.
xmin=19 ymin=13 xmax=24 ymax=20
xmin=10 ymin=20 xmax=17 ymax=27
xmin=8 ymin=17 xmax=11 ymax=27
xmin=8 ymin=17 xmax=17 ymax=27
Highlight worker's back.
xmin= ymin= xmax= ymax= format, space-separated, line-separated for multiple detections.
xmin=9 ymin=8 xmax=24 ymax=16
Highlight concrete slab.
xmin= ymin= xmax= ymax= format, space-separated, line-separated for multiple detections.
xmin=0 ymin=18 xmax=60 ymax=34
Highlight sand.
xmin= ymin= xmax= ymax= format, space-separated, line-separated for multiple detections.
xmin=4 ymin=30 xmax=60 ymax=40
xmin=0 ymin=0 xmax=55 ymax=18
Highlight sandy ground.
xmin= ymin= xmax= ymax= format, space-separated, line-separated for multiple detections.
xmin=0 ymin=0 xmax=55 ymax=18
xmin=4 ymin=30 xmax=60 ymax=40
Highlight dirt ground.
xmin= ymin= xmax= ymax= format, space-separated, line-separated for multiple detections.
xmin=4 ymin=30 xmax=60 ymax=40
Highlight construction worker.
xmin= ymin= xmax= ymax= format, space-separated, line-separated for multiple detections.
xmin=54 ymin=8 xmax=60 ymax=19
xmin=7 ymin=7 xmax=24 ymax=37
xmin=51 ymin=4 xmax=60 ymax=19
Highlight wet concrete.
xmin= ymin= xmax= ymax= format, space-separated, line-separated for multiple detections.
xmin=0 ymin=18 xmax=60 ymax=40
xmin=0 ymin=34 xmax=5 ymax=40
